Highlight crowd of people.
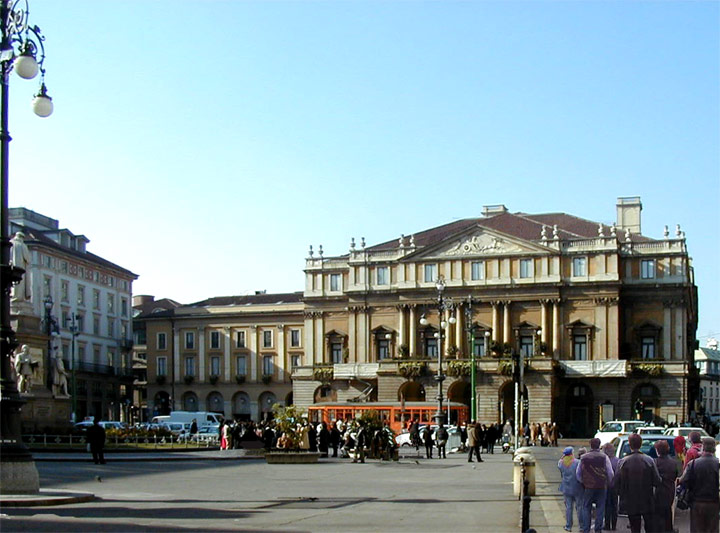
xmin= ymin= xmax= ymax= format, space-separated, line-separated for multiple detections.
xmin=558 ymin=431 xmax=719 ymax=533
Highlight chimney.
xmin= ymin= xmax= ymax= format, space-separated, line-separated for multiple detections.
xmin=482 ymin=205 xmax=508 ymax=217
xmin=133 ymin=295 xmax=155 ymax=306
xmin=616 ymin=196 xmax=642 ymax=235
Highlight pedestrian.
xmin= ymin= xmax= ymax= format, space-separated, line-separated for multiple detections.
xmin=550 ymin=422 xmax=559 ymax=447
xmin=679 ymin=437 xmax=719 ymax=533
xmin=353 ymin=421 xmax=367 ymax=463
xmin=308 ymin=423 xmax=318 ymax=452
xmin=558 ymin=446 xmax=584 ymax=532
xmin=576 ymin=438 xmax=614 ymax=533
xmin=467 ymin=421 xmax=483 ymax=463
xmin=652 ymin=439 xmax=677 ymax=533
xmin=614 ymin=433 xmax=661 ymax=533
xmin=436 ymin=424 xmax=448 ymax=459
xmin=190 ymin=418 xmax=198 ymax=435
xmin=602 ymin=442 xmax=619 ymax=531
xmin=684 ymin=430 xmax=702 ymax=467
xmin=330 ymin=422 xmax=341 ymax=457
xmin=423 ymin=425 xmax=434 ymax=459
xmin=86 ymin=417 xmax=106 ymax=465
xmin=409 ymin=419 xmax=421 ymax=451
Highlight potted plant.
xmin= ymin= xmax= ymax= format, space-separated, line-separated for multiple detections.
xmin=399 ymin=361 xmax=427 ymax=379
xmin=313 ymin=366 xmax=333 ymax=383
xmin=397 ymin=344 xmax=410 ymax=359
xmin=183 ymin=375 xmax=194 ymax=385
xmin=155 ymin=375 xmax=166 ymax=385
xmin=446 ymin=345 xmax=460 ymax=359
xmin=235 ymin=374 xmax=246 ymax=384
xmin=265 ymin=404 xmax=320 ymax=464
xmin=262 ymin=374 xmax=272 ymax=385
xmin=209 ymin=375 xmax=219 ymax=385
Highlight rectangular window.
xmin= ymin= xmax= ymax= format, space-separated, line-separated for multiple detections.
xmin=78 ymin=345 xmax=85 ymax=362
xmin=573 ymin=335 xmax=587 ymax=361
xmin=426 ymin=338 xmax=438 ymax=357
xmin=185 ymin=331 xmax=195 ymax=350
xmin=572 ymin=257 xmax=587 ymax=277
xmin=157 ymin=356 xmax=167 ymax=376
xmin=641 ymin=337 xmax=656 ymax=359
xmin=93 ymin=289 xmax=100 ymax=310
xmin=330 ymin=273 xmax=341 ymax=292
xmin=60 ymin=261 xmax=68 ymax=273
xmin=471 ymin=261 xmax=485 ymax=281
xmin=107 ymin=294 xmax=115 ymax=314
xmin=377 ymin=340 xmax=389 ymax=360
xmin=263 ymin=355 xmax=274 ymax=376
xmin=290 ymin=329 xmax=301 ymax=347
xmin=641 ymin=259 xmax=656 ymax=279
xmin=121 ymin=321 xmax=128 ymax=339
xmin=520 ymin=335 xmax=534 ymax=358
xmin=121 ymin=298 xmax=128 ymax=317
xmin=93 ymin=316 xmax=100 ymax=335
xmin=519 ymin=259 xmax=533 ymax=279
xmin=77 ymin=285 xmax=85 ymax=306
xmin=61 ymin=280 xmax=69 ymax=302
xmin=43 ymin=276 xmax=52 ymax=298
xmin=210 ymin=356 xmax=221 ymax=376
xmin=424 ymin=264 xmax=438 ymax=283
xmin=236 ymin=355 xmax=246 ymax=376
xmin=76 ymin=313 xmax=84 ymax=333
xmin=473 ymin=337 xmax=487 ymax=357
xmin=210 ymin=331 xmax=220 ymax=349
xmin=263 ymin=330 xmax=272 ymax=348
xmin=107 ymin=319 xmax=114 ymax=337
xmin=107 ymin=349 xmax=115 ymax=367
xmin=236 ymin=331 xmax=246 ymax=348
xmin=331 ymin=343 xmax=343 ymax=364
xmin=291 ymin=354 xmax=301 ymax=368
xmin=157 ymin=332 xmax=167 ymax=350
xmin=377 ymin=266 xmax=389 ymax=285
xmin=185 ymin=356 xmax=195 ymax=376
xmin=93 ymin=345 xmax=101 ymax=364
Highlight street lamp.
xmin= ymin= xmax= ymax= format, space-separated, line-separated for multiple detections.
xmin=42 ymin=295 xmax=59 ymax=390
xmin=68 ymin=313 xmax=79 ymax=423
xmin=1 ymin=0 xmax=52 ymax=494
xmin=419 ymin=276 xmax=456 ymax=427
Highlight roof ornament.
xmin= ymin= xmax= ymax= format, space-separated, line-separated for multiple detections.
xmin=360 ymin=237 xmax=366 ymax=249
xmin=664 ymin=225 xmax=669 ymax=239
xmin=552 ymin=225 xmax=559 ymax=240
xmin=675 ymin=224 xmax=683 ymax=239
xmin=318 ymin=245 xmax=324 ymax=257
xmin=399 ymin=234 xmax=405 ymax=249
xmin=598 ymin=223 xmax=605 ymax=238
xmin=350 ymin=237 xmax=356 ymax=252
xmin=610 ymin=223 xmax=617 ymax=238
xmin=625 ymin=228 xmax=631 ymax=242
xmin=308 ymin=245 xmax=314 ymax=257
xmin=410 ymin=234 xmax=416 ymax=248
xmin=540 ymin=225 xmax=548 ymax=242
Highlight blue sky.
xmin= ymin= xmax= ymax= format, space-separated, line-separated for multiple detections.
xmin=9 ymin=1 xmax=719 ymax=342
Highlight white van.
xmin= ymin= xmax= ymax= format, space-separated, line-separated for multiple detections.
xmin=152 ymin=411 xmax=223 ymax=428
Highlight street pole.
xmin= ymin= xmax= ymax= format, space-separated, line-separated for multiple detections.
xmin=465 ymin=296 xmax=476 ymax=422
xmin=70 ymin=313 xmax=78 ymax=423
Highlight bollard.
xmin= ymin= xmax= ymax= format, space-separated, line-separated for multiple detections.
xmin=522 ymin=477 xmax=531 ymax=532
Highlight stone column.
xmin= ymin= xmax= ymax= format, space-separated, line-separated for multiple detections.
xmin=304 ymin=313 xmax=315 ymax=365
xmin=249 ymin=326 xmax=258 ymax=381
xmin=348 ymin=309 xmax=357 ymax=364
xmin=503 ymin=301 xmax=511 ymax=344
xmin=492 ymin=301 xmax=500 ymax=343
xmin=409 ymin=305 xmax=417 ymax=357
xmin=455 ymin=306 xmax=462 ymax=352
xmin=674 ymin=306 xmax=685 ymax=361
xmin=540 ymin=300 xmax=548 ymax=347
xmin=552 ymin=300 xmax=560 ymax=359
xmin=398 ymin=305 xmax=406 ymax=348
xmin=663 ymin=302 xmax=673 ymax=360
xmin=277 ymin=325 xmax=286 ymax=381
xmin=173 ymin=329 xmax=180 ymax=384
xmin=315 ymin=313 xmax=325 ymax=364
xmin=223 ymin=327 xmax=231 ymax=381
xmin=198 ymin=328 xmax=206 ymax=382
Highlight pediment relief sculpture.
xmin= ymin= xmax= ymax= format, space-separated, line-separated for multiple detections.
xmin=442 ymin=233 xmax=523 ymax=257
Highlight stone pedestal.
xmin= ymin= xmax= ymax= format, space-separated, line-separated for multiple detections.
xmin=0 ymin=461 xmax=40 ymax=494
xmin=20 ymin=392 xmax=72 ymax=434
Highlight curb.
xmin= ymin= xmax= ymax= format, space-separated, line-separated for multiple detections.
xmin=0 ymin=489 xmax=95 ymax=508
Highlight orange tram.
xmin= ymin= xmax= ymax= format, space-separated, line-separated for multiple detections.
xmin=307 ymin=401 xmax=470 ymax=434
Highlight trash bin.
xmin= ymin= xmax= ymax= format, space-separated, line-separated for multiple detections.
xmin=513 ymin=453 xmax=536 ymax=497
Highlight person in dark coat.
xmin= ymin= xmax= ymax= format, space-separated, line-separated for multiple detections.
xmin=602 ymin=442 xmax=619 ymax=531
xmin=423 ymin=426 xmax=434 ymax=458
xmin=577 ymin=438 xmax=615 ymax=533
xmin=409 ymin=419 xmax=421 ymax=451
xmin=652 ymin=439 xmax=677 ymax=533
xmin=262 ymin=424 xmax=275 ymax=450
xmin=353 ymin=421 xmax=367 ymax=463
xmin=467 ymin=421 xmax=483 ymax=462
xmin=435 ymin=425 xmax=448 ymax=459
xmin=86 ymin=418 xmax=106 ymax=464
xmin=308 ymin=424 xmax=318 ymax=452
xmin=614 ymin=433 xmax=661 ymax=533
xmin=318 ymin=422 xmax=330 ymax=458
xmin=679 ymin=437 xmax=720 ymax=533
xmin=329 ymin=422 xmax=341 ymax=457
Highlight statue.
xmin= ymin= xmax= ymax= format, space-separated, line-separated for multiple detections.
xmin=10 ymin=231 xmax=32 ymax=302
xmin=52 ymin=354 xmax=70 ymax=398
xmin=14 ymin=344 xmax=34 ymax=394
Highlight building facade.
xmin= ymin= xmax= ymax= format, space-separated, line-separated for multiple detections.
xmin=694 ymin=339 xmax=720 ymax=420
xmin=143 ymin=293 xmax=304 ymax=421
xmin=9 ymin=208 xmax=138 ymax=431
xmin=293 ymin=197 xmax=698 ymax=436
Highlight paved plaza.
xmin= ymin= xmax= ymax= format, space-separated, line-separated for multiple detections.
xmin=0 ymin=445 xmax=576 ymax=533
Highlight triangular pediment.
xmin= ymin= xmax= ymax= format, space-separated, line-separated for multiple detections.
xmin=405 ymin=226 xmax=553 ymax=260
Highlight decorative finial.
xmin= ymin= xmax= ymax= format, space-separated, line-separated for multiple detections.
xmin=360 ymin=237 xmax=365 ymax=249
xmin=308 ymin=245 xmax=314 ymax=257
xmin=676 ymin=224 xmax=682 ymax=238
xmin=610 ymin=223 xmax=617 ymax=238
xmin=598 ymin=223 xmax=605 ymax=238
xmin=350 ymin=237 xmax=355 ymax=252
xmin=319 ymin=245 xmax=324 ymax=257
xmin=552 ymin=225 xmax=559 ymax=240
xmin=664 ymin=225 xmax=669 ymax=239
xmin=541 ymin=225 xmax=548 ymax=241
xmin=410 ymin=234 xmax=416 ymax=248
xmin=399 ymin=234 xmax=405 ymax=248
xmin=625 ymin=228 xmax=631 ymax=242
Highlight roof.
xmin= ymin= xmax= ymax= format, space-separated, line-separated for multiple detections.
xmin=188 ymin=292 xmax=304 ymax=307
xmin=367 ymin=210 xmax=654 ymax=252
xmin=134 ymin=298 xmax=183 ymax=319
xmin=696 ymin=348 xmax=720 ymax=362
xmin=16 ymin=224 xmax=138 ymax=278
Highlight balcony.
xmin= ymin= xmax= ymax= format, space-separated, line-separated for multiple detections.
xmin=333 ymin=363 xmax=379 ymax=379
xmin=559 ymin=360 xmax=628 ymax=378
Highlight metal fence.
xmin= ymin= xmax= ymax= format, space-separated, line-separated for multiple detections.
xmin=22 ymin=433 xmax=219 ymax=450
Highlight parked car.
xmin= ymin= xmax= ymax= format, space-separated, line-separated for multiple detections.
xmin=635 ymin=426 xmax=666 ymax=435
xmin=161 ymin=422 xmax=191 ymax=435
xmin=594 ymin=420 xmax=646 ymax=445
xmin=611 ymin=435 xmax=678 ymax=459
xmin=192 ymin=425 xmax=220 ymax=444
xmin=663 ymin=427 xmax=710 ymax=438
xmin=73 ymin=420 xmax=126 ymax=433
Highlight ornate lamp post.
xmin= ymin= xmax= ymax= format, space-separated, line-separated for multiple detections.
xmin=463 ymin=296 xmax=492 ymax=422
xmin=68 ymin=312 xmax=79 ymax=422
xmin=0 ymin=0 xmax=52 ymax=494
xmin=420 ymin=276 xmax=456 ymax=427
